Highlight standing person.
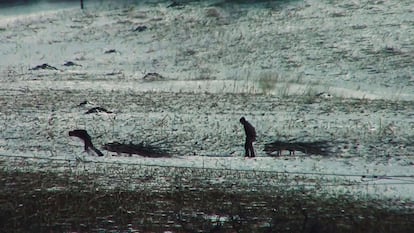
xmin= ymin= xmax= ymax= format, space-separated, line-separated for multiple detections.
xmin=240 ymin=117 xmax=257 ymax=157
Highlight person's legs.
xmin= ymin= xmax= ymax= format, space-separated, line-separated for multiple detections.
xmin=245 ymin=140 xmax=250 ymax=157
xmin=245 ymin=138 xmax=255 ymax=157
xmin=248 ymin=140 xmax=255 ymax=157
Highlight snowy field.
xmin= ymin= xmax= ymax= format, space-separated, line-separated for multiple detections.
xmin=1 ymin=0 xmax=414 ymax=206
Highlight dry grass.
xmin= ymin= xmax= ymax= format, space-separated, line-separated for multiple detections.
xmin=1 ymin=169 xmax=413 ymax=233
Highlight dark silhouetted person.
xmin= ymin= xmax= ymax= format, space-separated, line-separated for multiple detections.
xmin=69 ymin=129 xmax=104 ymax=156
xmin=240 ymin=117 xmax=256 ymax=157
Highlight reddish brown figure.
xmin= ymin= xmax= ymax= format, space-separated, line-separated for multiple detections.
xmin=240 ymin=117 xmax=257 ymax=157
xmin=68 ymin=129 xmax=104 ymax=156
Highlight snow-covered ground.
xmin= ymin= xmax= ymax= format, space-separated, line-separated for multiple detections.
xmin=1 ymin=0 xmax=414 ymax=202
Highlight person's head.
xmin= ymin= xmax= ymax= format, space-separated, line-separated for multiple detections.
xmin=240 ymin=117 xmax=246 ymax=124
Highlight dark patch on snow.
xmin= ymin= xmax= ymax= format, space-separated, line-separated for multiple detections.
xmin=315 ymin=92 xmax=333 ymax=99
xmin=104 ymin=49 xmax=117 ymax=54
xmin=84 ymin=107 xmax=113 ymax=114
xmin=29 ymin=63 xmax=58 ymax=71
xmin=77 ymin=100 xmax=89 ymax=107
xmin=133 ymin=25 xmax=148 ymax=32
xmin=142 ymin=72 xmax=166 ymax=81
xmin=167 ymin=1 xmax=183 ymax=8
xmin=63 ymin=61 xmax=81 ymax=67
xmin=105 ymin=71 xmax=123 ymax=76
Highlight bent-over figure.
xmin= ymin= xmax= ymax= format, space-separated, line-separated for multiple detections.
xmin=69 ymin=129 xmax=104 ymax=156
xmin=240 ymin=117 xmax=256 ymax=157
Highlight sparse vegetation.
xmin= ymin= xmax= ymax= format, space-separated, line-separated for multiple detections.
xmin=258 ymin=71 xmax=279 ymax=94
xmin=1 ymin=168 xmax=413 ymax=233
xmin=1 ymin=0 xmax=414 ymax=232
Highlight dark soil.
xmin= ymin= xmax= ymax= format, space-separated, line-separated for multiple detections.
xmin=1 ymin=169 xmax=413 ymax=233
